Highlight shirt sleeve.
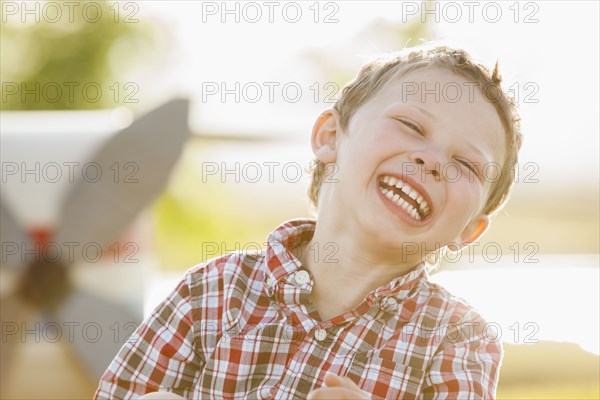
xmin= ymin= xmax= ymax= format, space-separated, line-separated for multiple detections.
xmin=420 ymin=318 xmax=503 ymax=399
xmin=94 ymin=275 xmax=204 ymax=400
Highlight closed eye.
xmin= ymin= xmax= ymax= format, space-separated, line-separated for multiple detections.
xmin=396 ymin=118 xmax=424 ymax=136
xmin=458 ymin=159 xmax=481 ymax=179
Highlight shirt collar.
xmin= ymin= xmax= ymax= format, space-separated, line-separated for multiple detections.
xmin=264 ymin=218 xmax=316 ymax=288
xmin=373 ymin=261 xmax=429 ymax=300
xmin=263 ymin=218 xmax=430 ymax=299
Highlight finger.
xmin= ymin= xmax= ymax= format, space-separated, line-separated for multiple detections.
xmin=308 ymin=387 xmax=368 ymax=400
xmin=324 ymin=373 xmax=362 ymax=391
xmin=323 ymin=372 xmax=346 ymax=387
xmin=341 ymin=376 xmax=367 ymax=392
xmin=138 ymin=392 xmax=187 ymax=400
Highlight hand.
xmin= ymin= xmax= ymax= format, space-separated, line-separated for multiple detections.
xmin=138 ymin=392 xmax=187 ymax=399
xmin=307 ymin=373 xmax=371 ymax=399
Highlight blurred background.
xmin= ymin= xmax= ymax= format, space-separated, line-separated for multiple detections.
xmin=1 ymin=0 xmax=598 ymax=399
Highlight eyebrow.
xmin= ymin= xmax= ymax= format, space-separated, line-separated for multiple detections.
xmin=392 ymin=103 xmax=435 ymax=120
xmin=464 ymin=142 xmax=489 ymax=163
xmin=411 ymin=105 xmax=435 ymax=119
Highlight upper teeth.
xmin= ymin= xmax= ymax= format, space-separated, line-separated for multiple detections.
xmin=380 ymin=175 xmax=430 ymax=220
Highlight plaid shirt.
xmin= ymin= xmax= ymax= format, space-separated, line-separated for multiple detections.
xmin=94 ymin=218 xmax=502 ymax=399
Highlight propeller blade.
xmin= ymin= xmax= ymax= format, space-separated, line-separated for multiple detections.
xmin=54 ymin=99 xmax=190 ymax=262
xmin=51 ymin=288 xmax=142 ymax=380
xmin=0 ymin=196 xmax=30 ymax=270
xmin=0 ymin=293 xmax=37 ymax=385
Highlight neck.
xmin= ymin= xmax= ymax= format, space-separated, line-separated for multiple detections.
xmin=296 ymin=214 xmax=423 ymax=307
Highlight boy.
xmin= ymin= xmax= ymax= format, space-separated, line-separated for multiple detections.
xmin=95 ymin=45 xmax=522 ymax=399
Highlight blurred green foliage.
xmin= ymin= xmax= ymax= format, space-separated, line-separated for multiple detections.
xmin=0 ymin=0 xmax=158 ymax=110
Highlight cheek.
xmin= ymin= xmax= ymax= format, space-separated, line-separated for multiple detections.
xmin=448 ymin=179 xmax=486 ymax=215
xmin=376 ymin=129 xmax=410 ymax=151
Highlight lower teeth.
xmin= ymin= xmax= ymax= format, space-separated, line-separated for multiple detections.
xmin=381 ymin=187 xmax=421 ymax=220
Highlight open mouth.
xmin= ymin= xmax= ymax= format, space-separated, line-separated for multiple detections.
xmin=378 ymin=175 xmax=432 ymax=222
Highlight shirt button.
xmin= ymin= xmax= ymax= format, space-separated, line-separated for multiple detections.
xmin=384 ymin=297 xmax=398 ymax=309
xmin=314 ymin=329 xmax=327 ymax=341
xmin=294 ymin=270 xmax=311 ymax=285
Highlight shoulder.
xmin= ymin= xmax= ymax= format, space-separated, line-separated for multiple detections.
xmin=416 ymin=280 xmax=498 ymax=344
xmin=181 ymin=250 xmax=267 ymax=301
xmin=414 ymin=283 xmax=503 ymax=398
xmin=177 ymin=251 xmax=268 ymax=347
xmin=185 ymin=250 xmax=265 ymax=280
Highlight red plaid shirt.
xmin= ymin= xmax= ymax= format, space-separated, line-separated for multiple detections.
xmin=94 ymin=219 xmax=502 ymax=399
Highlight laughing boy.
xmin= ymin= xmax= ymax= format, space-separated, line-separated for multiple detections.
xmin=95 ymin=44 xmax=522 ymax=399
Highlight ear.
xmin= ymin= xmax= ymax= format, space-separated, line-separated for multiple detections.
xmin=311 ymin=109 xmax=341 ymax=163
xmin=447 ymin=215 xmax=490 ymax=253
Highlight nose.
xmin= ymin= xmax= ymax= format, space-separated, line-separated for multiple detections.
xmin=410 ymin=151 xmax=440 ymax=178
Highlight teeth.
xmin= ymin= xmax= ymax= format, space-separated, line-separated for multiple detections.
xmin=400 ymin=199 xmax=409 ymax=210
xmin=380 ymin=185 xmax=420 ymax=219
xmin=413 ymin=209 xmax=421 ymax=221
xmin=379 ymin=175 xmax=431 ymax=221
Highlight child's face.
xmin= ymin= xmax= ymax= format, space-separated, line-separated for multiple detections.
xmin=314 ymin=67 xmax=506 ymax=262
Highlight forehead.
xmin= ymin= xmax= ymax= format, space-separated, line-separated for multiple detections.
xmin=370 ymin=66 xmax=506 ymax=162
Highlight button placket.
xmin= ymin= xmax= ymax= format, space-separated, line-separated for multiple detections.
xmin=381 ymin=296 xmax=399 ymax=312
xmin=265 ymin=276 xmax=277 ymax=298
xmin=314 ymin=328 xmax=327 ymax=341
xmin=293 ymin=269 xmax=311 ymax=286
